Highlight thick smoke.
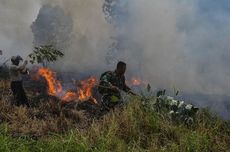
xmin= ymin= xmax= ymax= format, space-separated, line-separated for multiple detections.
xmin=103 ymin=0 xmax=230 ymax=97
xmin=31 ymin=4 xmax=73 ymax=50
xmin=0 ymin=0 xmax=40 ymax=59
xmin=102 ymin=0 xmax=230 ymax=118
xmin=37 ymin=0 xmax=113 ymax=72
xmin=0 ymin=0 xmax=229 ymax=118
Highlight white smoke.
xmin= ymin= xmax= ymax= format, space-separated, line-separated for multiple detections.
xmin=103 ymin=0 xmax=230 ymax=118
xmin=0 ymin=0 xmax=40 ymax=59
xmin=0 ymin=0 xmax=112 ymax=71
xmin=39 ymin=0 xmax=113 ymax=72
xmin=111 ymin=0 xmax=230 ymax=97
xmin=0 ymin=0 xmax=230 ymax=118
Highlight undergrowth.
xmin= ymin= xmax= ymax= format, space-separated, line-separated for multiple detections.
xmin=0 ymin=80 xmax=229 ymax=152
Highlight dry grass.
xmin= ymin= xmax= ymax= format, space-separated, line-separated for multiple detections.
xmin=0 ymin=80 xmax=90 ymax=137
xmin=0 ymin=80 xmax=229 ymax=151
xmin=0 ymin=99 xmax=89 ymax=138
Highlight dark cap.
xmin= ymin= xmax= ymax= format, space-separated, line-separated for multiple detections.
xmin=11 ymin=55 xmax=23 ymax=62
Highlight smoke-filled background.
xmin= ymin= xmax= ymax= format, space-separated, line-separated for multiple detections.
xmin=0 ymin=0 xmax=230 ymax=119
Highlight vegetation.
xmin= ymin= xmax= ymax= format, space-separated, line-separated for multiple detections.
xmin=0 ymin=80 xmax=229 ymax=152
xmin=28 ymin=45 xmax=64 ymax=65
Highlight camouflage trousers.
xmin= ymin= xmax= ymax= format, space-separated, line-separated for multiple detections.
xmin=100 ymin=94 xmax=123 ymax=112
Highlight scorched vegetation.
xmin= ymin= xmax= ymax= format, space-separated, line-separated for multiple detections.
xmin=0 ymin=80 xmax=229 ymax=152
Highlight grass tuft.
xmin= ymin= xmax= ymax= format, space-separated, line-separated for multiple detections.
xmin=0 ymin=80 xmax=229 ymax=151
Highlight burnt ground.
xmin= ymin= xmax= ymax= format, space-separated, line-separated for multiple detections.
xmin=0 ymin=79 xmax=104 ymax=138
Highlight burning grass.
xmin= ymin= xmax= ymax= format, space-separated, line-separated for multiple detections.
xmin=0 ymin=80 xmax=229 ymax=151
xmin=37 ymin=67 xmax=98 ymax=103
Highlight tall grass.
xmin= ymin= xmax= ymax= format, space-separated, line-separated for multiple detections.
xmin=0 ymin=98 xmax=229 ymax=152
xmin=0 ymin=80 xmax=229 ymax=151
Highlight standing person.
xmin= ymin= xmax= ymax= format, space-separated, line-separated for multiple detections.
xmin=98 ymin=61 xmax=136 ymax=111
xmin=0 ymin=50 xmax=2 ymax=70
xmin=9 ymin=56 xmax=29 ymax=107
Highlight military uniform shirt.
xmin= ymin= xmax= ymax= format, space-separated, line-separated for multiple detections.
xmin=99 ymin=71 xmax=131 ymax=94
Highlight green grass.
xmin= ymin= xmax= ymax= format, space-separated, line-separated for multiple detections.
xmin=0 ymin=97 xmax=229 ymax=152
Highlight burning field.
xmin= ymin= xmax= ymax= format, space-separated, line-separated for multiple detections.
xmin=0 ymin=66 xmax=148 ymax=137
xmin=0 ymin=66 xmax=102 ymax=138
xmin=0 ymin=77 xmax=229 ymax=151
xmin=37 ymin=67 xmax=98 ymax=104
xmin=0 ymin=0 xmax=230 ymax=151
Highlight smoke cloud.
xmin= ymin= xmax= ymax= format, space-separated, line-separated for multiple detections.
xmin=108 ymin=0 xmax=230 ymax=118
xmin=38 ymin=0 xmax=113 ymax=72
xmin=108 ymin=0 xmax=228 ymax=95
xmin=0 ymin=0 xmax=40 ymax=59
xmin=0 ymin=0 xmax=229 ymax=118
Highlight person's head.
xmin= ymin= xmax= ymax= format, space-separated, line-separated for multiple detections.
xmin=115 ymin=61 xmax=126 ymax=75
xmin=11 ymin=56 xmax=23 ymax=66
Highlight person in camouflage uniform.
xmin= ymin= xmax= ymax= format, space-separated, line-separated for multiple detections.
xmin=98 ymin=61 xmax=136 ymax=111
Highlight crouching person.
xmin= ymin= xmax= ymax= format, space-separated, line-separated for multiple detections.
xmin=98 ymin=61 xmax=136 ymax=112
xmin=9 ymin=56 xmax=29 ymax=107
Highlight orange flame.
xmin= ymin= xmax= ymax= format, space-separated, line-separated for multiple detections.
xmin=38 ymin=67 xmax=62 ymax=96
xmin=131 ymin=78 xmax=142 ymax=86
xmin=78 ymin=76 xmax=97 ymax=103
xmin=62 ymin=91 xmax=78 ymax=102
xmin=37 ymin=67 xmax=97 ymax=103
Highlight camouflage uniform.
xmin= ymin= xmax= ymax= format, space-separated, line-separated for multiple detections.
xmin=98 ymin=71 xmax=131 ymax=110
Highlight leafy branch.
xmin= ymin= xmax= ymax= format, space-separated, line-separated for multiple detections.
xmin=28 ymin=45 xmax=64 ymax=64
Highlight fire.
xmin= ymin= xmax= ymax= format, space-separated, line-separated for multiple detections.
xmin=37 ymin=67 xmax=97 ymax=103
xmin=131 ymin=78 xmax=142 ymax=86
xmin=38 ymin=67 xmax=62 ymax=96
xmin=78 ymin=77 xmax=97 ymax=103
xmin=62 ymin=91 xmax=78 ymax=102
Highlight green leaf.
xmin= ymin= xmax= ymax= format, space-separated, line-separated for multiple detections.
xmin=28 ymin=45 xmax=64 ymax=64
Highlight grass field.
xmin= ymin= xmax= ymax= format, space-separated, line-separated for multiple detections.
xmin=0 ymin=80 xmax=229 ymax=152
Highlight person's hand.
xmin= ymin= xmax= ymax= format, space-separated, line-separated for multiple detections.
xmin=21 ymin=68 xmax=29 ymax=75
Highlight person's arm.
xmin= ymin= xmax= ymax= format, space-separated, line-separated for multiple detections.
xmin=10 ymin=61 xmax=28 ymax=76
xmin=124 ymin=84 xmax=131 ymax=92
xmin=11 ymin=60 xmax=28 ymax=71
xmin=100 ymin=73 xmax=119 ymax=92
xmin=20 ymin=67 xmax=29 ymax=75
xmin=19 ymin=60 xmax=28 ymax=71
xmin=123 ymin=76 xmax=137 ymax=95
